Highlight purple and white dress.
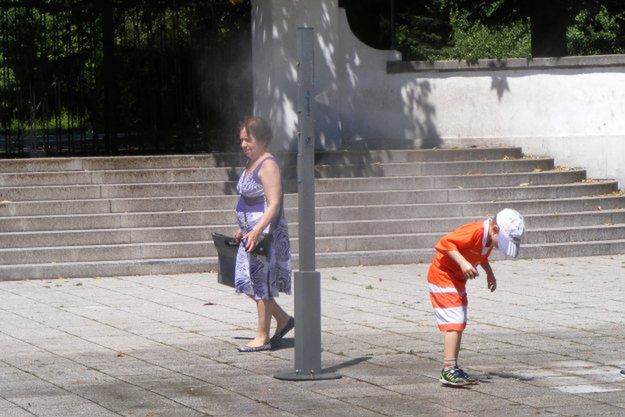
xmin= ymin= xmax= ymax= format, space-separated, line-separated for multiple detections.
xmin=234 ymin=157 xmax=292 ymax=300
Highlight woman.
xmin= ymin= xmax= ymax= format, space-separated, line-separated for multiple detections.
xmin=234 ymin=116 xmax=294 ymax=352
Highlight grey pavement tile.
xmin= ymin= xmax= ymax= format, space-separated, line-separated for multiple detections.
xmin=208 ymin=373 xmax=284 ymax=388
xmin=5 ymin=392 xmax=87 ymax=409
xmin=527 ymin=375 xmax=596 ymax=387
xmin=120 ymin=374 xmax=205 ymax=391
xmin=266 ymin=393 xmax=379 ymax=415
xmin=425 ymin=388 xmax=520 ymax=412
xmin=574 ymin=389 xmax=625 ymax=403
xmin=53 ymin=371 xmax=118 ymax=387
xmin=85 ymin=359 xmax=163 ymax=378
xmin=85 ymin=334 xmax=164 ymax=351
xmin=469 ymin=379 xmax=557 ymax=399
xmin=0 ymin=407 xmax=37 ymax=417
xmin=309 ymin=384 xmax=401 ymax=399
xmin=166 ymin=389 xmax=285 ymax=416
xmin=342 ymin=395 xmax=473 ymax=417
xmin=514 ymin=392 xmax=602 ymax=408
xmin=69 ymin=382 xmax=179 ymax=413
xmin=293 ymin=404 xmax=387 ymax=417
xmin=340 ymin=368 xmax=432 ymax=387
xmin=25 ymin=403 xmax=120 ymax=417
xmin=134 ymin=409 xmax=213 ymax=417
xmin=0 ymin=398 xmax=16 ymax=409
xmin=466 ymin=405 xmax=545 ymax=417
xmin=554 ymin=384 xmax=622 ymax=394
xmin=550 ymin=359 xmax=602 ymax=368
xmin=383 ymin=382 xmax=467 ymax=398
xmin=541 ymin=403 xmax=625 ymax=416
xmin=501 ymin=352 xmax=572 ymax=365
xmin=0 ymin=381 xmax=69 ymax=400
xmin=5 ymin=258 xmax=625 ymax=416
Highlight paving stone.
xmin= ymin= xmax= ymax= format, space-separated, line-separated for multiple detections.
xmin=513 ymin=392 xmax=602 ymax=408
xmin=309 ymin=384 xmax=401 ymax=399
xmin=341 ymin=396 xmax=472 ymax=417
xmin=555 ymin=384 xmax=622 ymax=394
xmin=470 ymin=405 xmax=547 ymax=417
xmin=0 ymin=407 xmax=37 ymax=417
xmin=0 ymin=398 xmax=16 ymax=409
xmin=293 ymin=405 xmax=386 ymax=417
xmin=3 ymin=257 xmax=625 ymax=415
xmin=24 ymin=403 xmax=120 ymax=417
xmin=541 ymin=403 xmax=625 ymax=416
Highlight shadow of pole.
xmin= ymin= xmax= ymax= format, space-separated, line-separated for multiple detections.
xmin=321 ymin=355 xmax=372 ymax=374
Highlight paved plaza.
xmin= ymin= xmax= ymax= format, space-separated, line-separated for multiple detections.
xmin=2 ymin=255 xmax=625 ymax=416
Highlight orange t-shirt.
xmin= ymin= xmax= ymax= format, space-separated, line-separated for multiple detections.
xmin=427 ymin=220 xmax=493 ymax=286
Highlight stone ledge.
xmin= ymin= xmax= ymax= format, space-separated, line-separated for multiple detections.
xmin=388 ymin=54 xmax=625 ymax=74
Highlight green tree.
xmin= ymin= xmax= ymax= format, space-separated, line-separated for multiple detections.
xmin=443 ymin=0 xmax=625 ymax=57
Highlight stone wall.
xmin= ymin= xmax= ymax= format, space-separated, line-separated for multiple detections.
xmin=252 ymin=0 xmax=625 ymax=185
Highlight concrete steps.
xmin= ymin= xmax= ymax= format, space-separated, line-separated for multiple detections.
xmin=0 ymin=147 xmax=520 ymax=173
xmin=4 ymin=237 xmax=625 ymax=280
xmin=2 ymin=193 xmax=622 ymax=218
xmin=2 ymin=209 xmax=624 ymax=248
xmin=2 ymin=223 xmax=625 ymax=265
xmin=0 ymin=158 xmax=556 ymax=185
xmin=0 ymin=146 xmax=624 ymax=280
xmin=0 ymin=170 xmax=592 ymax=201
xmin=2 ymin=194 xmax=622 ymax=233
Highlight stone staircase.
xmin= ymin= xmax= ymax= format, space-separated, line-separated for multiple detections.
xmin=1 ymin=146 xmax=624 ymax=280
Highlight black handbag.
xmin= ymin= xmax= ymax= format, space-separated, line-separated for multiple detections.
xmin=212 ymin=232 xmax=239 ymax=287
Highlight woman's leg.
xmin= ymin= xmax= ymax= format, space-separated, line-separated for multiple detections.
xmin=247 ymin=295 xmax=290 ymax=339
xmin=246 ymin=298 xmax=272 ymax=347
xmin=266 ymin=299 xmax=291 ymax=335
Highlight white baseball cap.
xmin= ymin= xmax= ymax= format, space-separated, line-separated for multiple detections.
xmin=496 ymin=208 xmax=525 ymax=258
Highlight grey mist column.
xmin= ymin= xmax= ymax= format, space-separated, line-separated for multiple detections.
xmin=274 ymin=27 xmax=340 ymax=381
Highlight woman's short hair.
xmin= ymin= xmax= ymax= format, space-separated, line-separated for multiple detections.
xmin=238 ymin=117 xmax=272 ymax=146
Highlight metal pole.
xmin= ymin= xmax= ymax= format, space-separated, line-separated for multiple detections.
xmin=274 ymin=27 xmax=340 ymax=381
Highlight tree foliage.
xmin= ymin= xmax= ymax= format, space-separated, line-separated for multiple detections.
xmin=442 ymin=0 xmax=625 ymax=57
xmin=341 ymin=0 xmax=625 ymax=60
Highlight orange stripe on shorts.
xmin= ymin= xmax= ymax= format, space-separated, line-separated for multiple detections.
xmin=429 ymin=291 xmax=467 ymax=309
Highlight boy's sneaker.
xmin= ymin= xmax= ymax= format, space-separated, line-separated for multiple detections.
xmin=455 ymin=368 xmax=479 ymax=384
xmin=440 ymin=368 xmax=472 ymax=386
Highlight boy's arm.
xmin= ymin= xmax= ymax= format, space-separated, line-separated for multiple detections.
xmin=447 ymin=250 xmax=479 ymax=279
xmin=480 ymin=259 xmax=497 ymax=292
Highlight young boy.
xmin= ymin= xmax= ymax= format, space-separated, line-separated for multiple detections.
xmin=427 ymin=208 xmax=525 ymax=386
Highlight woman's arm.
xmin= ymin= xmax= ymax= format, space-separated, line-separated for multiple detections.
xmin=243 ymin=159 xmax=282 ymax=252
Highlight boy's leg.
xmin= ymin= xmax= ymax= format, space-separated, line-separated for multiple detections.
xmin=440 ymin=330 xmax=478 ymax=385
xmin=444 ymin=330 xmax=479 ymax=384
xmin=443 ymin=330 xmax=462 ymax=370
xmin=428 ymin=275 xmax=472 ymax=385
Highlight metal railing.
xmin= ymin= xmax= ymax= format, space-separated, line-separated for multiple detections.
xmin=0 ymin=1 xmax=251 ymax=157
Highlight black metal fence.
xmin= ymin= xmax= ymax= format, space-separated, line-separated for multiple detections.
xmin=0 ymin=0 xmax=251 ymax=157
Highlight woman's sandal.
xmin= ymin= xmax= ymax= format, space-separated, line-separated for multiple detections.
xmin=269 ymin=316 xmax=295 ymax=345
xmin=237 ymin=343 xmax=272 ymax=352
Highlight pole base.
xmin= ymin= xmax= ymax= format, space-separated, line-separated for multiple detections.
xmin=274 ymin=369 xmax=341 ymax=381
